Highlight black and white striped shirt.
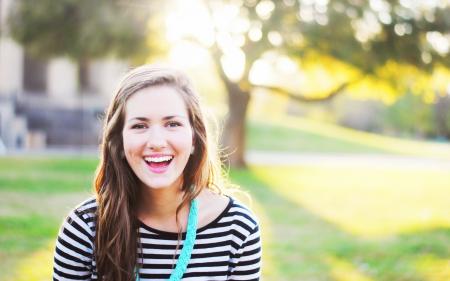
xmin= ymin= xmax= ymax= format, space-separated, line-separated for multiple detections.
xmin=53 ymin=197 xmax=261 ymax=280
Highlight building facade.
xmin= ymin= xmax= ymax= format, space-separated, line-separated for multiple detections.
xmin=0 ymin=0 xmax=128 ymax=152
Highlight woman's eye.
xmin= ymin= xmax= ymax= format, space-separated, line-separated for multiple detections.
xmin=167 ymin=121 xmax=181 ymax=128
xmin=131 ymin=124 xmax=146 ymax=129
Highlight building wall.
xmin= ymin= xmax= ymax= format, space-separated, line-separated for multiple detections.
xmin=0 ymin=0 xmax=129 ymax=150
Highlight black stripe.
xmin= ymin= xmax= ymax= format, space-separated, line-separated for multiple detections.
xmin=140 ymin=250 xmax=231 ymax=260
xmin=55 ymin=244 xmax=91 ymax=266
xmin=227 ymin=211 xmax=258 ymax=226
xmin=62 ymin=227 xmax=92 ymax=249
xmin=231 ymin=267 xmax=260 ymax=276
xmin=139 ymin=228 xmax=246 ymax=242
xmin=241 ymin=247 xmax=261 ymax=257
xmin=65 ymin=216 xmax=93 ymax=241
xmin=242 ymin=236 xmax=260 ymax=248
xmin=138 ymin=272 xmax=170 ymax=279
xmin=58 ymin=236 xmax=91 ymax=258
xmin=139 ymin=239 xmax=232 ymax=251
xmin=230 ymin=256 xmax=261 ymax=268
xmin=183 ymin=270 xmax=230 ymax=277
xmin=54 ymin=267 xmax=91 ymax=280
xmin=195 ymin=239 xmax=232 ymax=249
xmin=233 ymin=220 xmax=254 ymax=233
xmin=54 ymin=256 xmax=89 ymax=271
xmin=84 ymin=216 xmax=95 ymax=224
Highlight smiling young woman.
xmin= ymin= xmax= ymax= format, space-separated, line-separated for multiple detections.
xmin=53 ymin=65 xmax=261 ymax=281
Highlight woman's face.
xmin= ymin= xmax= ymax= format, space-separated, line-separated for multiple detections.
xmin=122 ymin=85 xmax=194 ymax=191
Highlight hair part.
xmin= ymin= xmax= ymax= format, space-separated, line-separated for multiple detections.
xmin=94 ymin=64 xmax=225 ymax=281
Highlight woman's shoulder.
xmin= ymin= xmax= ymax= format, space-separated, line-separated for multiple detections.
xmin=197 ymin=190 xmax=259 ymax=232
xmin=226 ymin=196 xmax=260 ymax=231
xmin=62 ymin=196 xmax=98 ymax=234
xmin=72 ymin=196 xmax=98 ymax=218
xmin=55 ymin=197 xmax=97 ymax=273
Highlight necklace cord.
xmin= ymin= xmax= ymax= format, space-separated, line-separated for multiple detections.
xmin=135 ymin=199 xmax=198 ymax=281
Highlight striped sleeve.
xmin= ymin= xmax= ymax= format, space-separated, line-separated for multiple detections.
xmin=228 ymin=203 xmax=262 ymax=281
xmin=53 ymin=199 xmax=96 ymax=280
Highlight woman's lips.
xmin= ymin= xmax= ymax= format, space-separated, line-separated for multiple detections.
xmin=144 ymin=157 xmax=173 ymax=174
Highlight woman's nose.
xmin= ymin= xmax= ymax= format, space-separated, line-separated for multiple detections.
xmin=146 ymin=126 xmax=167 ymax=150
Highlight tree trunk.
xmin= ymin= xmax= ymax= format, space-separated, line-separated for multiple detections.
xmin=222 ymin=80 xmax=250 ymax=169
xmin=435 ymin=92 xmax=450 ymax=139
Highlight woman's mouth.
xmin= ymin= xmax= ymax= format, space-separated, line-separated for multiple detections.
xmin=144 ymin=155 xmax=174 ymax=173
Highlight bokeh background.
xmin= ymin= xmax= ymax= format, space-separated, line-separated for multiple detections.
xmin=1 ymin=0 xmax=450 ymax=280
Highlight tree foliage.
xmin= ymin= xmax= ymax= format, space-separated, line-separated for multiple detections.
xmin=202 ymin=0 xmax=450 ymax=92
xmin=7 ymin=0 xmax=151 ymax=60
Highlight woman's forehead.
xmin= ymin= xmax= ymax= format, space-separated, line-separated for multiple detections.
xmin=124 ymin=85 xmax=189 ymax=119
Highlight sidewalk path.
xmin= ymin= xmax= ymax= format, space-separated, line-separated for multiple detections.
xmin=246 ymin=150 xmax=450 ymax=171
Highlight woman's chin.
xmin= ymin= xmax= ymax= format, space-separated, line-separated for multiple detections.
xmin=140 ymin=177 xmax=182 ymax=191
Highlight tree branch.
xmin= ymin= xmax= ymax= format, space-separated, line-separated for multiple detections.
xmin=253 ymin=77 xmax=363 ymax=103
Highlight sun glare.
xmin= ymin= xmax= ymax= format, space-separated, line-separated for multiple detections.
xmin=164 ymin=0 xmax=249 ymax=81
xmin=165 ymin=0 xmax=214 ymax=47
xmin=167 ymin=41 xmax=210 ymax=68
xmin=221 ymin=48 xmax=246 ymax=82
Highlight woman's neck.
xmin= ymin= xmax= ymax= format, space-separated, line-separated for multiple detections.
xmin=139 ymin=187 xmax=183 ymax=219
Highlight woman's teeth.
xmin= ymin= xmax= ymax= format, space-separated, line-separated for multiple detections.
xmin=144 ymin=156 xmax=174 ymax=163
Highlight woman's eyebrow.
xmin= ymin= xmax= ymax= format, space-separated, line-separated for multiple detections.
xmin=126 ymin=115 xmax=188 ymax=123
xmin=162 ymin=115 xmax=188 ymax=120
xmin=126 ymin=117 xmax=149 ymax=123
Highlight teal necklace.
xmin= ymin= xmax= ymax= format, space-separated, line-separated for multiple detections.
xmin=136 ymin=199 xmax=198 ymax=281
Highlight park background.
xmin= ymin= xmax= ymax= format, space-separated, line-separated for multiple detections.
xmin=1 ymin=0 xmax=450 ymax=280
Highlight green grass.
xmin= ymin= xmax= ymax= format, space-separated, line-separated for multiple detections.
xmin=247 ymin=116 xmax=450 ymax=159
xmin=0 ymin=216 xmax=58 ymax=252
xmin=231 ymin=166 xmax=450 ymax=281
xmin=247 ymin=120 xmax=389 ymax=154
xmin=0 ymin=157 xmax=96 ymax=280
xmin=1 ymin=156 xmax=449 ymax=281
xmin=0 ymin=157 xmax=96 ymax=193
xmin=0 ymin=216 xmax=59 ymax=281
xmin=244 ymin=115 xmax=449 ymax=280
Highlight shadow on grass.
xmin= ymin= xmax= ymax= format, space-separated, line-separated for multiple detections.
xmin=231 ymin=168 xmax=450 ymax=281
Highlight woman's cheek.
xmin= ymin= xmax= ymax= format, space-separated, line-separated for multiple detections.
xmin=123 ymin=133 xmax=145 ymax=157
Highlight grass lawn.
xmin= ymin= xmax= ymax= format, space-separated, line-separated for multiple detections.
xmin=0 ymin=157 xmax=96 ymax=281
xmin=247 ymin=116 xmax=450 ymax=159
xmin=1 ymin=156 xmax=449 ymax=281
xmin=232 ymin=166 xmax=450 ymax=281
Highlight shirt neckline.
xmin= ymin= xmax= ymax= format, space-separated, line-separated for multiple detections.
xmin=138 ymin=196 xmax=233 ymax=238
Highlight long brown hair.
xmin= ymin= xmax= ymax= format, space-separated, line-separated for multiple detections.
xmin=94 ymin=65 xmax=224 ymax=281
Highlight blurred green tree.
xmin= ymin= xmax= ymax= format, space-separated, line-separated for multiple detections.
xmin=383 ymin=92 xmax=435 ymax=138
xmin=7 ymin=0 xmax=151 ymax=61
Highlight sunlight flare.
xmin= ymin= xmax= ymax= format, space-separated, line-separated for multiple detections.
xmin=252 ymin=162 xmax=450 ymax=238
xmin=165 ymin=0 xmax=214 ymax=47
xmin=168 ymin=41 xmax=210 ymax=68
xmin=221 ymin=48 xmax=246 ymax=82
xmin=7 ymin=241 xmax=54 ymax=280
xmin=326 ymin=256 xmax=375 ymax=281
